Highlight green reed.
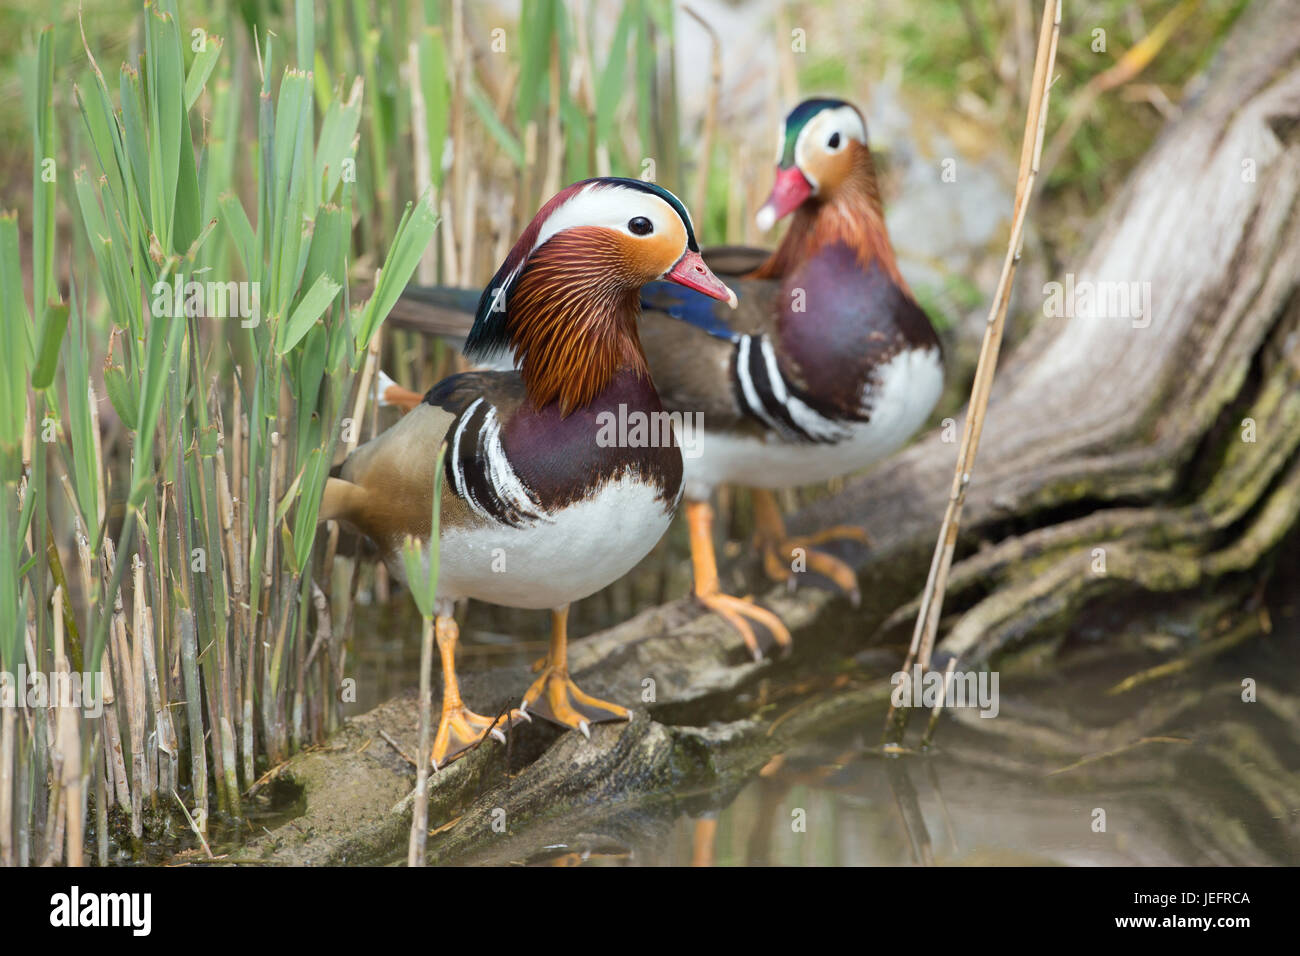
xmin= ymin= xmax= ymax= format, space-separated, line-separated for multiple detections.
xmin=1 ymin=0 xmax=734 ymax=865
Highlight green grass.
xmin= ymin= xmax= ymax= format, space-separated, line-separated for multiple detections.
xmin=1 ymin=0 xmax=441 ymax=863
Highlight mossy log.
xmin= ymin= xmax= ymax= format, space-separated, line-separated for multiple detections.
xmin=234 ymin=0 xmax=1300 ymax=866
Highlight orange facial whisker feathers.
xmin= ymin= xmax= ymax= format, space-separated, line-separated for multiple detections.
xmin=505 ymin=228 xmax=650 ymax=414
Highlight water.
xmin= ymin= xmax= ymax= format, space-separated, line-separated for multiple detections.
xmin=347 ymin=579 xmax=1299 ymax=867
xmin=653 ymin=641 xmax=1299 ymax=867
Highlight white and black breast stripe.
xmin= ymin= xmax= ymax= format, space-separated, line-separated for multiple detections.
xmin=447 ymin=398 xmax=547 ymax=528
xmin=732 ymin=334 xmax=857 ymax=443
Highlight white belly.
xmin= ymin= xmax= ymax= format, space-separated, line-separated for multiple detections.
xmin=427 ymin=474 xmax=676 ymax=610
xmin=683 ymin=347 xmax=943 ymax=498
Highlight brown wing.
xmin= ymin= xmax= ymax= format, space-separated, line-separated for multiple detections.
xmin=638 ymin=270 xmax=784 ymax=432
xmin=321 ymin=372 xmax=530 ymax=550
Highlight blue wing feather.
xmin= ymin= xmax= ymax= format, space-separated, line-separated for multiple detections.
xmin=640 ymin=282 xmax=742 ymax=343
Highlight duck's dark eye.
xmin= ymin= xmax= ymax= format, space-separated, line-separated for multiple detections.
xmin=827 ymin=132 xmax=842 ymax=149
xmin=628 ymin=216 xmax=653 ymax=236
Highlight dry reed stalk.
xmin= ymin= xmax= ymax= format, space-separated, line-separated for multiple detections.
xmin=490 ymin=203 xmax=512 ymax=280
xmin=303 ymin=581 xmax=333 ymax=672
xmin=0 ymin=706 xmax=14 ymax=866
xmin=231 ymin=400 xmax=244 ymax=554
xmin=236 ymin=412 xmax=256 ymax=787
xmin=214 ymin=427 xmax=246 ymax=783
xmin=522 ymin=120 xmax=539 ymax=230
xmin=99 ymin=652 xmax=130 ymax=808
xmin=41 ymin=756 xmax=63 ymax=865
xmin=199 ymin=427 xmax=238 ymax=810
xmin=153 ymin=490 xmax=179 ymax=792
xmin=774 ymin=6 xmax=799 ymax=109
xmin=683 ymin=7 xmax=721 ymax=222
xmin=59 ymin=693 xmax=82 ymax=866
xmin=409 ymin=38 xmax=437 ymax=285
xmin=14 ymin=728 xmax=29 ymax=866
xmin=265 ymin=431 xmax=280 ymax=598
xmin=102 ymin=539 xmax=139 ymax=834
xmin=450 ymin=0 xmax=468 ymax=268
xmin=20 ymin=386 xmax=33 ymax=474
xmin=46 ymin=586 xmax=75 ymax=865
xmin=884 ymin=0 xmax=1062 ymax=746
xmin=492 ymin=61 xmax=521 ymax=116
xmin=292 ymin=595 xmax=306 ymax=752
xmin=172 ymin=789 xmax=213 ymax=859
xmin=177 ymin=608 xmax=206 ymax=833
xmin=459 ymin=166 xmax=479 ymax=286
xmin=23 ymin=625 xmax=44 ymax=746
xmin=407 ymin=615 xmax=435 ymax=867
xmin=130 ymin=556 xmax=152 ymax=803
xmin=542 ymin=54 xmax=562 ymax=203
xmin=94 ymin=736 xmax=107 ymax=865
xmin=19 ymin=481 xmax=31 ymax=564
xmin=23 ymin=619 xmax=54 ymax=863
xmin=74 ymin=517 xmax=129 ymax=809
xmin=305 ymin=580 xmax=335 ymax=734
xmin=140 ymin=604 xmax=168 ymax=794
xmin=439 ymin=195 xmax=461 ymax=289
xmin=265 ymin=588 xmax=296 ymax=762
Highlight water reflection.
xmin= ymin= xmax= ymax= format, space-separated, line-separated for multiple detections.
xmin=512 ymin=633 xmax=1298 ymax=866
xmin=351 ymin=566 xmax=1299 ymax=867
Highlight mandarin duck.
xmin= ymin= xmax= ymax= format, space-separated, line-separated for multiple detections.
xmin=379 ymin=99 xmax=943 ymax=660
xmin=321 ymin=177 xmax=735 ymax=767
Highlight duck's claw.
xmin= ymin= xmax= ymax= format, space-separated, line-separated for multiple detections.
xmin=697 ymin=589 xmax=793 ymax=660
xmin=758 ymin=525 xmax=868 ymax=606
xmin=430 ymin=705 xmax=516 ymax=770
xmin=520 ymin=666 xmax=629 ymax=732
xmin=751 ymin=490 xmax=867 ymax=604
xmin=686 ymin=498 xmax=794 ymax=660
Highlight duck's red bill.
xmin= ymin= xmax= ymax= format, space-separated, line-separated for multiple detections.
xmin=665 ymin=250 xmax=738 ymax=308
xmin=755 ymin=166 xmax=813 ymax=232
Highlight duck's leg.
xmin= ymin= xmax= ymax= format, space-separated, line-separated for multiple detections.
xmin=431 ymin=615 xmax=511 ymax=769
xmin=687 ymin=499 xmax=792 ymax=660
xmin=751 ymin=489 xmax=865 ymax=606
xmin=691 ymin=817 xmax=719 ymax=867
xmin=520 ymin=605 xmax=629 ymax=735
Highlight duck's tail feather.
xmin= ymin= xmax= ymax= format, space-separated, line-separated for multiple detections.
xmin=375 ymin=369 xmax=425 ymax=412
xmin=318 ymin=476 xmax=366 ymax=525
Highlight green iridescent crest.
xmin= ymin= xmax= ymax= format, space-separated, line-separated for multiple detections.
xmin=779 ymin=97 xmax=853 ymax=167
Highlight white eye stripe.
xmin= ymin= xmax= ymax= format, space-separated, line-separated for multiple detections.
xmin=531 ymin=183 xmax=681 ymax=252
xmin=792 ymin=105 xmax=868 ymax=180
xmin=485 ymin=182 xmax=689 ymax=327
